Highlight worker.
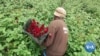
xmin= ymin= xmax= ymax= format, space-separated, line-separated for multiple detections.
xmin=42 ymin=7 xmax=68 ymax=56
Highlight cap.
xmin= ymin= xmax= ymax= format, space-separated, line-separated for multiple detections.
xmin=54 ymin=7 xmax=66 ymax=18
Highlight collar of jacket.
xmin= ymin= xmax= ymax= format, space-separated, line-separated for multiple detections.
xmin=54 ymin=19 xmax=64 ymax=21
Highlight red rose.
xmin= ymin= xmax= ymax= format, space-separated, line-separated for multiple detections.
xmin=26 ymin=19 xmax=48 ymax=38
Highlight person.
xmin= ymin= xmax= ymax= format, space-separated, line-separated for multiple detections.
xmin=42 ymin=7 xmax=68 ymax=56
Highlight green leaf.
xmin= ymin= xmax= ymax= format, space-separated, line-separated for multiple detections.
xmin=0 ymin=53 xmax=2 ymax=56
xmin=0 ymin=44 xmax=4 ymax=50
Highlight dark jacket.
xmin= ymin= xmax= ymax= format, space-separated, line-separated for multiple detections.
xmin=43 ymin=19 xmax=68 ymax=56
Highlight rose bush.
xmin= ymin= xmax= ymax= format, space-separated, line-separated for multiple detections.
xmin=0 ymin=0 xmax=100 ymax=56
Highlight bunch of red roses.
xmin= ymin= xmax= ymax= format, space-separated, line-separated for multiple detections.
xmin=26 ymin=19 xmax=48 ymax=38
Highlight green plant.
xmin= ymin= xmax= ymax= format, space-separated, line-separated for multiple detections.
xmin=0 ymin=0 xmax=100 ymax=56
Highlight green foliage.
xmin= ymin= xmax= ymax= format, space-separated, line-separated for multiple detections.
xmin=0 ymin=0 xmax=100 ymax=56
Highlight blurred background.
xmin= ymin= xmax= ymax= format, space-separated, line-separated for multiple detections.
xmin=0 ymin=0 xmax=100 ymax=56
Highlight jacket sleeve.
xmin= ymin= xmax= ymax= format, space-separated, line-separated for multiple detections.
xmin=42 ymin=22 xmax=56 ymax=47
